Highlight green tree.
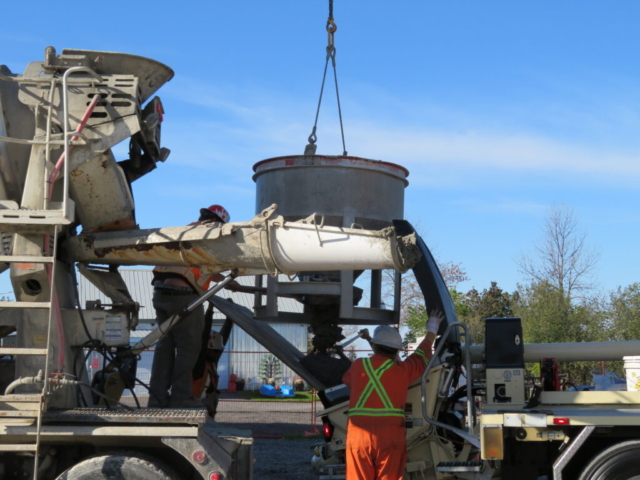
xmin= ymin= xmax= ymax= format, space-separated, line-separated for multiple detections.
xmin=514 ymin=204 xmax=605 ymax=384
xmin=403 ymin=282 xmax=516 ymax=347
xmin=259 ymin=354 xmax=282 ymax=385
xmin=459 ymin=282 xmax=518 ymax=344
xmin=513 ymin=281 xmax=605 ymax=384
xmin=403 ymin=305 xmax=429 ymax=348
xmin=609 ymin=283 xmax=640 ymax=341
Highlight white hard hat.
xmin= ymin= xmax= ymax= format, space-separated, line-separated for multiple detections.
xmin=371 ymin=326 xmax=403 ymax=350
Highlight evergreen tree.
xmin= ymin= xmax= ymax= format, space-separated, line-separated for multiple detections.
xmin=259 ymin=354 xmax=282 ymax=384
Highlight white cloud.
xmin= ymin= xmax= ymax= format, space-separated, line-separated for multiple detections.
xmin=159 ymin=76 xmax=640 ymax=188
xmin=346 ymin=124 xmax=640 ymax=179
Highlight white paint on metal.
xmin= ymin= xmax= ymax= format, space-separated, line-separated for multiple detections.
xmin=504 ymin=413 xmax=547 ymax=427
xmin=0 ymin=425 xmax=198 ymax=437
xmin=66 ymin=208 xmax=419 ymax=275
xmin=269 ymin=223 xmax=406 ymax=272
xmin=470 ymin=341 xmax=640 ymax=363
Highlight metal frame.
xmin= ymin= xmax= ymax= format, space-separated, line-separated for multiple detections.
xmin=61 ymin=67 xmax=103 ymax=221
xmin=552 ymin=426 xmax=596 ymax=480
xmin=421 ymin=321 xmax=479 ymax=447
xmin=0 ymin=66 xmax=102 ymax=228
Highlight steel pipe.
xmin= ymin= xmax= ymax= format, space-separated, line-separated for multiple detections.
xmin=470 ymin=341 xmax=640 ymax=364
xmin=4 ymin=370 xmax=44 ymax=395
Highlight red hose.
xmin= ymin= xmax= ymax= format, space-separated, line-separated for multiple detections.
xmin=44 ymin=94 xmax=100 ymax=368
xmin=46 ymin=94 xmax=100 ymax=201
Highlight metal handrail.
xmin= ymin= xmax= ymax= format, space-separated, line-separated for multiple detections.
xmin=0 ymin=70 xmax=104 ymax=86
xmin=0 ymin=135 xmax=88 ymax=147
xmin=421 ymin=321 xmax=480 ymax=448
xmin=61 ymin=67 xmax=103 ymax=219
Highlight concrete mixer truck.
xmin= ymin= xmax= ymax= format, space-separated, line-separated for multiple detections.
xmin=0 ymin=46 xmax=420 ymax=479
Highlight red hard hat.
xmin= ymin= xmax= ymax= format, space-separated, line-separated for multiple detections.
xmin=200 ymin=204 xmax=230 ymax=223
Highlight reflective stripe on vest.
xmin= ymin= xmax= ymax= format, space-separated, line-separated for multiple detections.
xmin=348 ymin=358 xmax=405 ymax=418
xmin=153 ymin=266 xmax=211 ymax=294
xmin=414 ymin=348 xmax=429 ymax=364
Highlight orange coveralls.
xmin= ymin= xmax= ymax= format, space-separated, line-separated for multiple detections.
xmin=342 ymin=339 xmax=431 ymax=480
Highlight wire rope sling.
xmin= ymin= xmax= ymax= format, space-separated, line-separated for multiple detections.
xmin=304 ymin=0 xmax=349 ymax=156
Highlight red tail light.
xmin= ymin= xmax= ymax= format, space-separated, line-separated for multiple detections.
xmin=321 ymin=416 xmax=334 ymax=442
xmin=192 ymin=450 xmax=206 ymax=464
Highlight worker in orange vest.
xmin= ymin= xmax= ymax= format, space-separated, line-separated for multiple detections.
xmin=148 ymin=205 xmax=230 ymax=408
xmin=342 ymin=311 xmax=444 ymax=480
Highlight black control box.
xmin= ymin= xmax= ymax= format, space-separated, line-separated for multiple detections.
xmin=485 ymin=317 xmax=525 ymax=369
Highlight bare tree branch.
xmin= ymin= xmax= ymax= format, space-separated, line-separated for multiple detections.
xmin=517 ymin=204 xmax=599 ymax=298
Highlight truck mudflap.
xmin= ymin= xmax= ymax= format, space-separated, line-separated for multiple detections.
xmin=162 ymin=419 xmax=253 ymax=480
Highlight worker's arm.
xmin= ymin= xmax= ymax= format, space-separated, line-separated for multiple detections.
xmin=342 ymin=360 xmax=355 ymax=386
xmin=405 ymin=309 xmax=444 ymax=380
xmin=358 ymin=328 xmax=373 ymax=350
xmin=422 ymin=310 xmax=444 ymax=361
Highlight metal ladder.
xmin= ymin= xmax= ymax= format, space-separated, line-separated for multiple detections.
xmin=0 ymin=227 xmax=62 ymax=474
xmin=0 ymin=67 xmax=99 ymax=478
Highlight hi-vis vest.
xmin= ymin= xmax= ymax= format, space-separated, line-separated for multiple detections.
xmin=348 ymin=358 xmax=406 ymax=418
xmin=347 ymin=349 xmax=429 ymax=418
xmin=153 ymin=266 xmax=212 ymax=295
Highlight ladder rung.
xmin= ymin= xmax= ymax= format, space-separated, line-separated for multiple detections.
xmin=0 ymin=394 xmax=42 ymax=402
xmin=0 ymin=348 xmax=48 ymax=355
xmin=0 ymin=301 xmax=51 ymax=309
xmin=0 ymin=444 xmax=37 ymax=452
xmin=0 ymin=210 xmax=71 ymax=225
xmin=0 ymin=199 xmax=75 ymax=233
xmin=0 ymin=224 xmax=58 ymax=235
xmin=0 ymin=255 xmax=54 ymax=264
xmin=0 ymin=410 xmax=40 ymax=418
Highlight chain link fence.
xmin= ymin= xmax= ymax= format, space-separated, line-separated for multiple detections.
xmin=85 ymin=349 xmax=335 ymax=436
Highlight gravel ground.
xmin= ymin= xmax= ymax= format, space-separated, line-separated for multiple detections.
xmin=253 ymin=437 xmax=321 ymax=480
xmin=128 ymin=394 xmax=326 ymax=478
xmin=215 ymin=394 xmax=322 ymax=436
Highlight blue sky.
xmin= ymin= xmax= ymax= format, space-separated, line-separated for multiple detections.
xmin=1 ymin=1 xmax=639 ymax=299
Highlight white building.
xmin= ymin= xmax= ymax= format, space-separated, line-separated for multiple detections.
xmin=78 ymin=269 xmax=307 ymax=391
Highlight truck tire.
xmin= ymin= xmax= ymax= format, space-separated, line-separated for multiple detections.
xmin=56 ymin=453 xmax=179 ymax=480
xmin=578 ymin=440 xmax=640 ymax=480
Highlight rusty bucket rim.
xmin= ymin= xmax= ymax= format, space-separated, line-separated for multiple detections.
xmin=252 ymin=155 xmax=410 ymax=185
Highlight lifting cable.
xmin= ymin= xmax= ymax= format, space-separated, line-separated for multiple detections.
xmin=305 ymin=0 xmax=348 ymax=156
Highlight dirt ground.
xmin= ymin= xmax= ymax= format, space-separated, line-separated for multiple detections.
xmin=253 ymin=437 xmax=321 ymax=480
xmin=131 ymin=394 xmax=327 ymax=478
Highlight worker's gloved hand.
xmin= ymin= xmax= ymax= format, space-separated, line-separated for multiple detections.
xmin=224 ymin=280 xmax=241 ymax=291
xmin=358 ymin=328 xmax=371 ymax=341
xmin=426 ymin=309 xmax=445 ymax=334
